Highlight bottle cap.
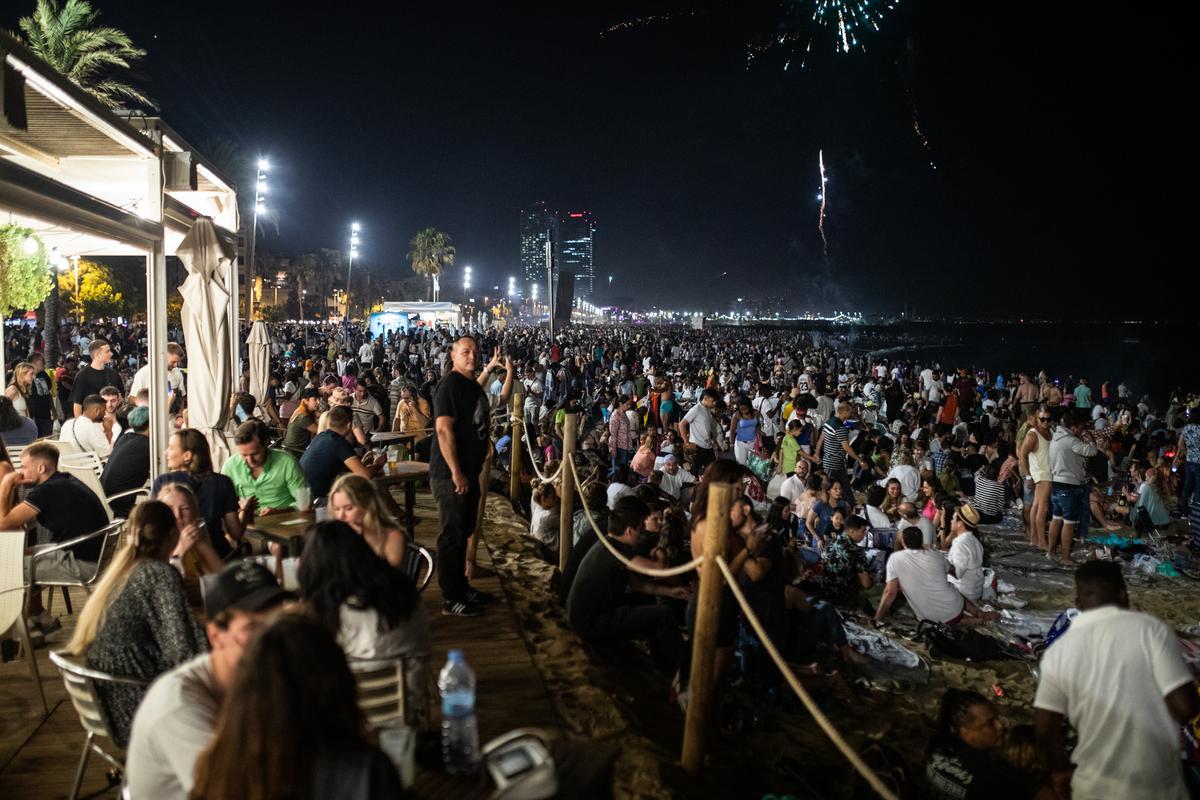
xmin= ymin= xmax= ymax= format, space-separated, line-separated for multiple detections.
xmin=448 ymin=649 xmax=464 ymax=663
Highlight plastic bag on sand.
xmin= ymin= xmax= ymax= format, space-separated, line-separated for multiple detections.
xmin=1132 ymin=554 xmax=1161 ymax=575
xmin=843 ymin=621 xmax=930 ymax=684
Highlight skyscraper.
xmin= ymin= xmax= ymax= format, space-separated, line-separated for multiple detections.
xmin=519 ymin=202 xmax=557 ymax=288
xmin=558 ymin=210 xmax=595 ymax=298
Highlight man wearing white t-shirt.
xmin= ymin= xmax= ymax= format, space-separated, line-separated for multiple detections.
xmin=944 ymin=504 xmax=985 ymax=601
xmin=1035 ymin=561 xmax=1198 ymax=800
xmin=873 ymin=527 xmax=994 ymax=625
xmin=679 ymin=388 xmax=719 ymax=474
xmin=129 ymin=342 xmax=186 ymax=401
xmin=657 ymin=455 xmax=696 ymax=500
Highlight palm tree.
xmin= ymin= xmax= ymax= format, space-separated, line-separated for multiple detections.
xmin=18 ymin=0 xmax=157 ymax=111
xmin=406 ymin=228 xmax=456 ymax=301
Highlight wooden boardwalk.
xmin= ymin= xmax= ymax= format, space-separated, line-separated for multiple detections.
xmin=0 ymin=489 xmax=562 ymax=799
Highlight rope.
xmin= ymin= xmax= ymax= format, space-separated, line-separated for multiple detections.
xmin=520 ymin=417 xmax=564 ymax=483
xmin=712 ymin=554 xmax=899 ymax=800
xmin=570 ymin=457 xmax=703 ymax=578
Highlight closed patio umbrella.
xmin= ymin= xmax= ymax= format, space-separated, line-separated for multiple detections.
xmin=247 ymin=320 xmax=270 ymax=412
xmin=177 ymin=218 xmax=234 ymax=467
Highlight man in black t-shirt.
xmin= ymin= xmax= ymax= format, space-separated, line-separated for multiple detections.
xmin=299 ymin=406 xmax=379 ymax=498
xmin=70 ymin=338 xmax=125 ymax=417
xmin=430 ymin=336 xmax=493 ymax=616
xmin=0 ymin=441 xmax=110 ymax=631
xmin=100 ymin=406 xmax=151 ymax=517
xmin=565 ymin=495 xmax=688 ymax=672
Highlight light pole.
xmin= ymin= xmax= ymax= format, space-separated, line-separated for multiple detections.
xmin=247 ymin=158 xmax=268 ymax=318
xmin=71 ymin=255 xmax=80 ymax=320
xmin=463 ymin=265 xmax=472 ymax=297
xmin=344 ymin=222 xmax=360 ymax=322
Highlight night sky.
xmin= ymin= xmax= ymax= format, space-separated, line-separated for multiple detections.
xmin=4 ymin=2 xmax=1190 ymax=318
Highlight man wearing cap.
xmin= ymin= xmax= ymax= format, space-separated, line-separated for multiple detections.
xmin=100 ymin=405 xmax=151 ymax=517
xmin=943 ymin=504 xmax=986 ymax=602
xmin=124 ymin=562 xmax=292 ymax=800
xmin=280 ymin=388 xmax=322 ymax=455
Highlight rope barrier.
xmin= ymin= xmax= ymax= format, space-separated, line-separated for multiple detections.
xmin=521 ymin=418 xmax=565 ymax=484
xmin=570 ymin=459 xmax=703 ymax=578
xmin=712 ymin=554 xmax=899 ymax=800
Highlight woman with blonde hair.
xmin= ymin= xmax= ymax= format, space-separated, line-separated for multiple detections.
xmin=329 ymin=473 xmax=406 ymax=568
xmin=4 ymin=361 xmax=34 ymax=417
xmin=527 ymin=478 xmax=561 ymax=554
xmin=65 ymin=501 xmax=206 ymax=746
xmin=157 ymin=482 xmax=224 ymax=581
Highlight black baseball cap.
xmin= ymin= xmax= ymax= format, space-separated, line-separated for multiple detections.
xmin=203 ymin=561 xmax=292 ymax=619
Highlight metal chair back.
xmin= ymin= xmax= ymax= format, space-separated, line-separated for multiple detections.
xmin=35 ymin=519 xmax=126 ymax=595
xmin=404 ymin=544 xmax=434 ymax=592
xmin=49 ymin=650 xmax=147 ymax=800
xmin=349 ymin=657 xmax=407 ymax=727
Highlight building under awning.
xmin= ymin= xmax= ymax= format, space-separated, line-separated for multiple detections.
xmin=1 ymin=31 xmax=240 ymax=476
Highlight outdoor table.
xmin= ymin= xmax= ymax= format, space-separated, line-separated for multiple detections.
xmin=371 ymin=431 xmax=416 ymax=446
xmin=246 ymin=510 xmax=315 ymax=557
xmin=374 ymin=461 xmax=429 ymax=540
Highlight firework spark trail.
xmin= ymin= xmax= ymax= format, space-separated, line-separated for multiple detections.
xmin=602 ymin=11 xmax=696 ymax=37
xmin=818 ymin=149 xmax=828 ymax=254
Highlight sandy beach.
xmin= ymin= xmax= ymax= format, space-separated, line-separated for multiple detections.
xmin=479 ymin=493 xmax=1200 ymax=798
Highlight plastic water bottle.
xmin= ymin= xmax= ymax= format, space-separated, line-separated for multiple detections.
xmin=438 ymin=649 xmax=479 ymax=775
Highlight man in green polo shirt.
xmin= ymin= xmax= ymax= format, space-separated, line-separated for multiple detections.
xmin=222 ymin=420 xmax=307 ymax=514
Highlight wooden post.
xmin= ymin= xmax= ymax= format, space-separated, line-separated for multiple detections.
xmin=681 ymin=481 xmax=732 ymax=773
xmin=509 ymin=392 xmax=523 ymax=507
xmin=557 ymin=411 xmax=578 ymax=573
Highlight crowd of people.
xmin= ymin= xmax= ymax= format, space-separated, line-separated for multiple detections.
xmin=4 ymin=314 xmax=1200 ymax=797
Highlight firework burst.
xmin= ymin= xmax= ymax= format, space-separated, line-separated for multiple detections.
xmin=817 ymin=149 xmax=828 ymax=254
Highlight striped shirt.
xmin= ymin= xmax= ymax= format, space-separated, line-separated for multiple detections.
xmin=821 ymin=421 xmax=849 ymax=473
xmin=973 ymin=468 xmax=1005 ymax=517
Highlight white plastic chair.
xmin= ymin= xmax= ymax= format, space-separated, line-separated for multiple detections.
xmin=60 ymin=451 xmax=104 ymax=481
xmin=0 ymin=529 xmax=48 ymax=715
xmin=49 ymin=650 xmax=146 ymax=800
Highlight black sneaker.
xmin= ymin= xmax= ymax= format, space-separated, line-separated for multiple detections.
xmin=442 ymin=600 xmax=483 ymax=617
xmin=464 ymin=587 xmax=495 ymax=605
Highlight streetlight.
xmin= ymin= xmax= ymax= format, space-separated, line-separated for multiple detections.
xmin=247 ymin=157 xmax=269 ymax=317
xmin=463 ymin=265 xmax=472 ymax=294
xmin=344 ymin=221 xmax=360 ymax=321
xmin=507 ymin=276 xmax=516 ymax=298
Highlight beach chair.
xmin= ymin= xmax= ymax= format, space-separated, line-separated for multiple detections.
xmin=49 ymin=650 xmax=147 ymax=800
xmin=0 ymin=529 xmax=48 ymax=715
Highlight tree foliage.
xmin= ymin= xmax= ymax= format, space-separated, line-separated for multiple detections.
xmin=18 ymin=0 xmax=157 ymax=111
xmin=407 ymin=228 xmax=455 ymax=301
xmin=0 ymin=225 xmax=54 ymax=316
xmin=57 ymin=258 xmax=124 ymax=319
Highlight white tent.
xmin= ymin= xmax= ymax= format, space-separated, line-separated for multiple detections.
xmin=178 ymin=218 xmax=235 ymax=467
xmin=247 ymin=320 xmax=270 ymax=410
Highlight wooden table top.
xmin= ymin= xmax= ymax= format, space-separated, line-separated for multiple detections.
xmin=371 ymin=431 xmax=417 ymax=444
xmin=374 ymin=461 xmax=430 ymax=486
xmin=247 ymin=510 xmax=316 ymax=541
